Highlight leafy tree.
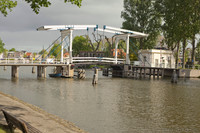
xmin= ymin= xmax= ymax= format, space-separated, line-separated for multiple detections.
xmin=49 ymin=43 xmax=61 ymax=59
xmin=39 ymin=49 xmax=48 ymax=58
xmin=33 ymin=52 xmax=37 ymax=58
xmin=9 ymin=48 xmax=16 ymax=52
xmin=0 ymin=0 xmax=82 ymax=16
xmin=121 ymin=0 xmax=161 ymax=49
xmin=87 ymin=33 xmax=103 ymax=53
xmin=155 ymin=0 xmax=200 ymax=68
xmin=0 ymin=38 xmax=5 ymax=53
xmin=196 ymin=41 xmax=200 ymax=62
xmin=72 ymin=36 xmax=92 ymax=56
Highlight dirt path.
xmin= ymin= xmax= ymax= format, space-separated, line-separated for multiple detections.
xmin=0 ymin=91 xmax=87 ymax=133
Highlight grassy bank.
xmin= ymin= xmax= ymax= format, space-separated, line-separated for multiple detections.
xmin=0 ymin=124 xmax=10 ymax=133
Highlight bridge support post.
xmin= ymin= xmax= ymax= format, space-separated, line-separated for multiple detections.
xmin=125 ymin=35 xmax=130 ymax=64
xmin=135 ymin=68 xmax=138 ymax=78
xmin=11 ymin=66 xmax=19 ymax=78
xmin=4 ymin=66 xmax=7 ymax=71
xmin=157 ymin=69 xmax=160 ymax=78
xmin=144 ymin=68 xmax=146 ymax=78
xmin=171 ymin=70 xmax=178 ymax=83
xmin=162 ymin=69 xmax=165 ymax=77
xmin=140 ymin=68 xmax=142 ymax=78
xmin=114 ymin=39 xmax=119 ymax=64
xmin=149 ymin=68 xmax=152 ymax=78
xmin=153 ymin=69 xmax=155 ymax=78
xmin=32 ymin=66 xmax=35 ymax=73
xmin=37 ymin=66 xmax=46 ymax=78
xmin=92 ymin=68 xmax=98 ymax=84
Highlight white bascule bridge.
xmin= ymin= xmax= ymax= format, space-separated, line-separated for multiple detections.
xmin=37 ymin=25 xmax=148 ymax=65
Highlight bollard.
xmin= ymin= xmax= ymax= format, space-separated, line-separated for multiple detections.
xmin=78 ymin=69 xmax=86 ymax=79
xmin=92 ymin=68 xmax=98 ymax=84
xmin=4 ymin=66 xmax=7 ymax=71
xmin=32 ymin=66 xmax=35 ymax=73
xmin=171 ymin=70 xmax=178 ymax=83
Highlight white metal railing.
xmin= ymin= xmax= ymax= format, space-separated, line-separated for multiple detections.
xmin=0 ymin=57 xmax=125 ymax=65
xmin=72 ymin=57 xmax=125 ymax=64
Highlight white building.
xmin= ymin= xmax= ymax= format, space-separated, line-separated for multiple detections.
xmin=138 ymin=49 xmax=175 ymax=68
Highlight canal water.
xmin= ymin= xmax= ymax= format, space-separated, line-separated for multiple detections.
xmin=0 ymin=66 xmax=200 ymax=133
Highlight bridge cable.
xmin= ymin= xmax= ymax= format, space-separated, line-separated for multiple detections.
xmin=45 ymin=35 xmax=69 ymax=61
xmin=35 ymin=36 xmax=61 ymax=61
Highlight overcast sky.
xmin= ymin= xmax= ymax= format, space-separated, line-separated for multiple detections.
xmin=0 ymin=0 xmax=124 ymax=52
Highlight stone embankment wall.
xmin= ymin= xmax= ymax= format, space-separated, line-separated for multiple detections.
xmin=179 ymin=69 xmax=200 ymax=78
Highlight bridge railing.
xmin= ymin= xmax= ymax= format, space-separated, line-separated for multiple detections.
xmin=72 ymin=57 xmax=125 ymax=64
xmin=0 ymin=58 xmax=65 ymax=64
xmin=0 ymin=57 xmax=125 ymax=65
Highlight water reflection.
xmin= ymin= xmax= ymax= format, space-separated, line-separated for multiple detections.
xmin=0 ymin=67 xmax=200 ymax=133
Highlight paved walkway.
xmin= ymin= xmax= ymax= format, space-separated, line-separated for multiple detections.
xmin=0 ymin=91 xmax=87 ymax=133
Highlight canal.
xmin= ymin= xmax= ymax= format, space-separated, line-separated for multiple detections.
xmin=0 ymin=66 xmax=200 ymax=133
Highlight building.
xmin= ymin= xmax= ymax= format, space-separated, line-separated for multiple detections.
xmin=112 ymin=49 xmax=126 ymax=58
xmin=0 ymin=53 xmax=3 ymax=59
xmin=63 ymin=52 xmax=69 ymax=58
xmin=7 ymin=52 xmax=15 ymax=58
xmin=79 ymin=51 xmax=105 ymax=57
xmin=138 ymin=49 xmax=175 ymax=68
xmin=25 ymin=52 xmax=33 ymax=58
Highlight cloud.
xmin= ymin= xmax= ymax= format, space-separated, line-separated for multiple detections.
xmin=0 ymin=0 xmax=124 ymax=52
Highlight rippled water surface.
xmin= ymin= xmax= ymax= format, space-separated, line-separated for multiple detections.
xmin=1 ymin=66 xmax=200 ymax=133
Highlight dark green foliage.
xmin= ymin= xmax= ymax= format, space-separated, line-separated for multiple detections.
xmin=121 ymin=0 xmax=161 ymax=49
xmin=9 ymin=48 xmax=16 ymax=52
xmin=0 ymin=0 xmax=82 ymax=16
xmin=72 ymin=36 xmax=92 ymax=56
xmin=0 ymin=38 xmax=5 ymax=53
xmin=49 ymin=43 xmax=61 ymax=59
xmin=0 ymin=0 xmax=17 ymax=16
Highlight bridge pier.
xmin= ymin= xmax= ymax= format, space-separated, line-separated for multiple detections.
xmin=157 ymin=69 xmax=160 ymax=78
xmin=153 ymin=69 xmax=156 ymax=78
xmin=11 ymin=66 xmax=19 ymax=78
xmin=149 ymin=68 xmax=152 ymax=78
xmin=37 ymin=66 xmax=46 ymax=78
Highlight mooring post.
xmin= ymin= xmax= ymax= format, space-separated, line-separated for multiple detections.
xmin=132 ymin=67 xmax=135 ymax=77
xmin=149 ymin=68 xmax=152 ymax=78
xmin=3 ymin=66 xmax=7 ymax=71
xmin=11 ymin=66 xmax=19 ymax=78
xmin=140 ymin=68 xmax=142 ymax=78
xmin=92 ymin=68 xmax=98 ymax=84
xmin=37 ymin=66 xmax=46 ymax=78
xmin=171 ymin=70 xmax=178 ymax=83
xmin=144 ymin=68 xmax=146 ymax=78
xmin=161 ymin=69 xmax=165 ymax=78
xmin=135 ymin=68 xmax=138 ymax=78
xmin=157 ymin=69 xmax=160 ymax=78
xmin=153 ymin=68 xmax=155 ymax=78
xmin=78 ymin=69 xmax=86 ymax=79
xmin=32 ymin=66 xmax=35 ymax=73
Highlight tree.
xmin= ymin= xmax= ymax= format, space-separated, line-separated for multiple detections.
xmin=49 ymin=43 xmax=61 ymax=59
xmin=9 ymin=48 xmax=16 ymax=52
xmin=155 ymin=0 xmax=199 ymax=68
xmin=39 ymin=49 xmax=48 ymax=58
xmin=121 ymin=0 xmax=161 ymax=49
xmin=72 ymin=36 xmax=92 ymax=56
xmin=87 ymin=33 xmax=103 ymax=53
xmin=195 ymin=41 xmax=200 ymax=62
xmin=0 ymin=0 xmax=82 ymax=17
xmin=0 ymin=38 xmax=5 ymax=53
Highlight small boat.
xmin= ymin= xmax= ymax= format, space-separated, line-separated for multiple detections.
xmin=49 ymin=73 xmax=62 ymax=78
